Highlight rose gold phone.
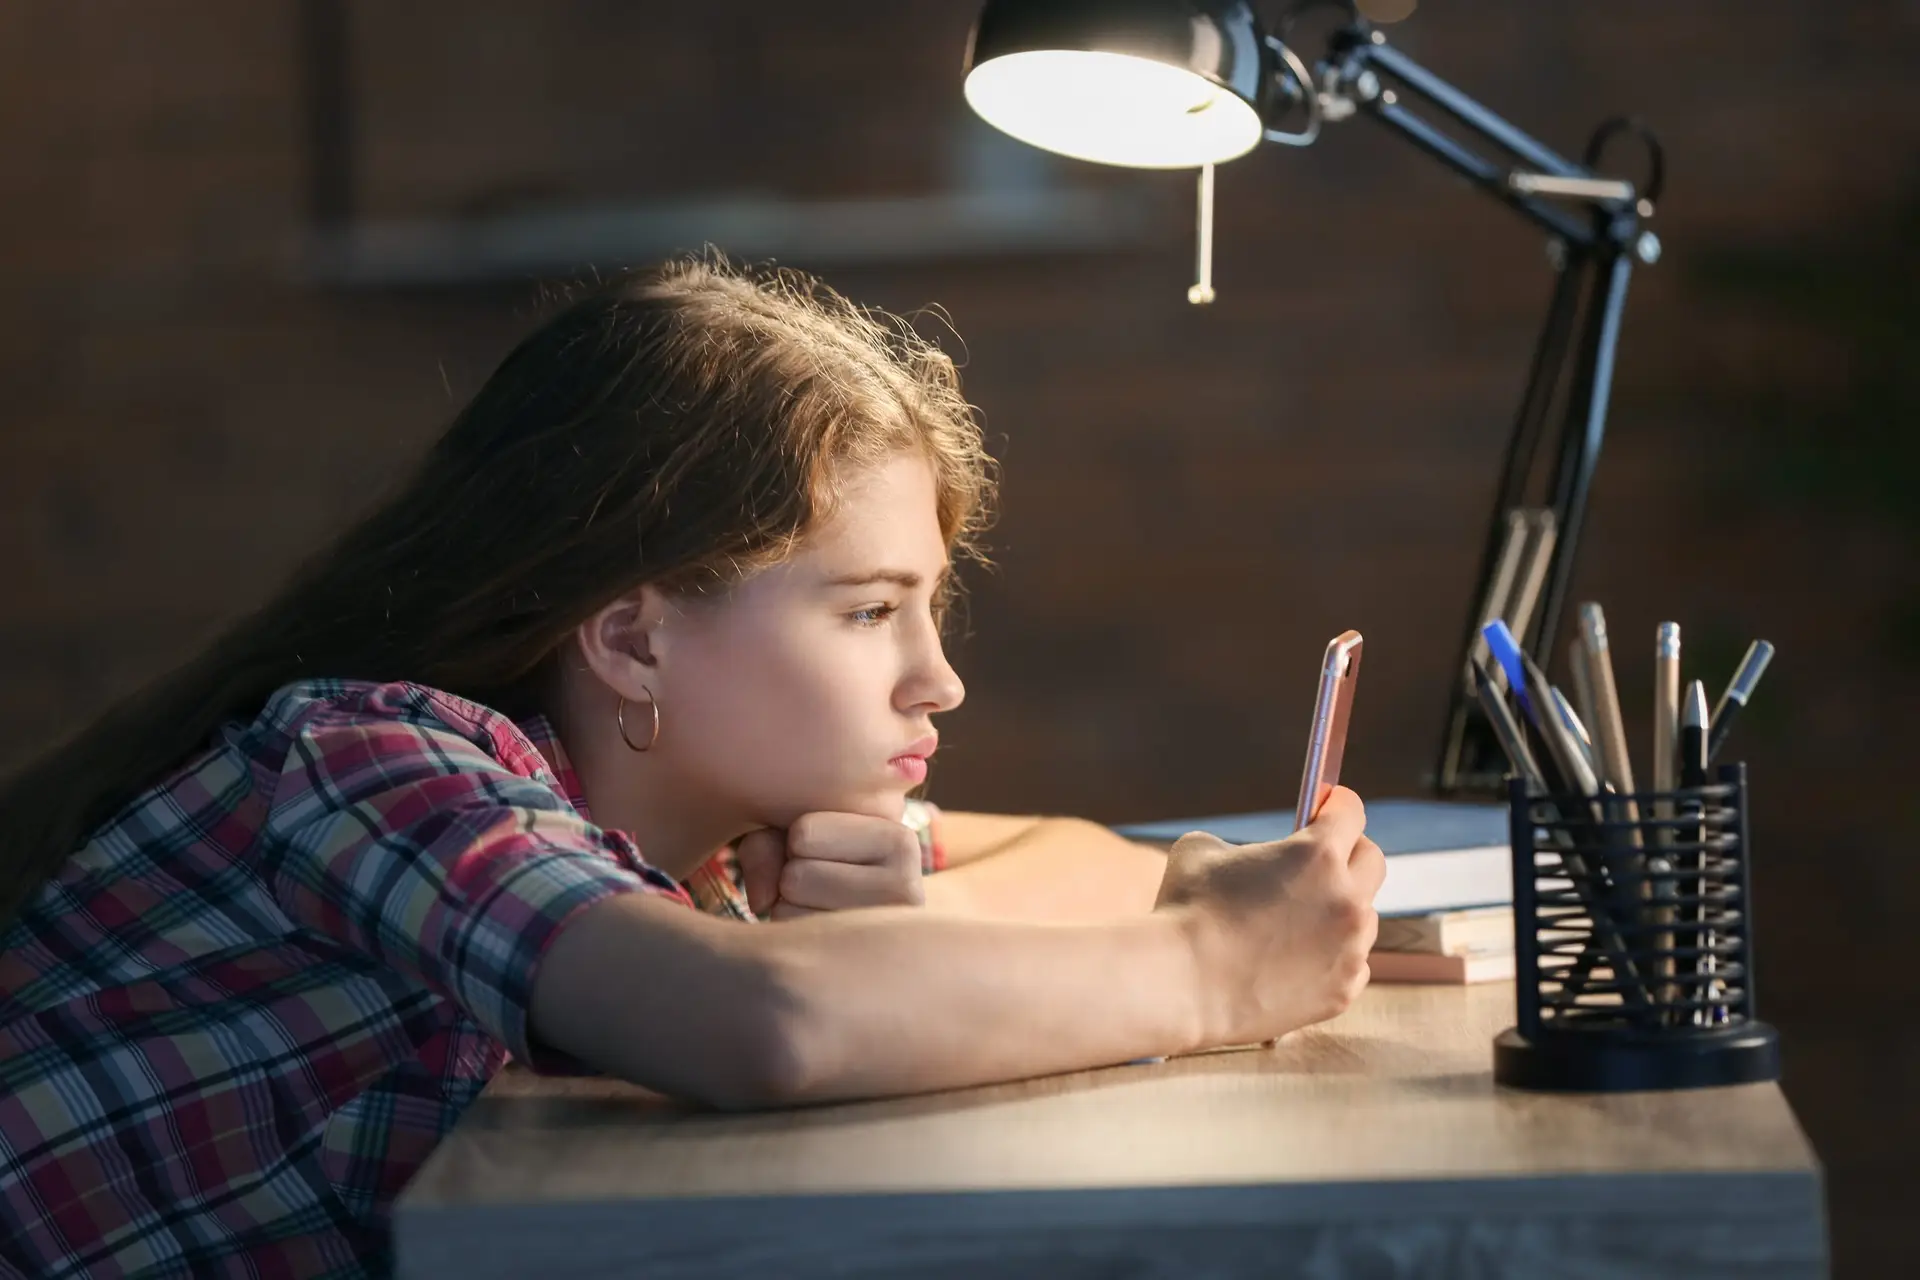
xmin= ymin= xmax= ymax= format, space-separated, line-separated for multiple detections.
xmin=1293 ymin=630 xmax=1364 ymax=832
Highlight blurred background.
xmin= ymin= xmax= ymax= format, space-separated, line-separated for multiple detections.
xmin=0 ymin=0 xmax=1914 ymax=1271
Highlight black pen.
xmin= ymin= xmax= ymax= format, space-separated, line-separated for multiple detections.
xmin=1680 ymin=680 xmax=1709 ymax=790
xmin=1707 ymin=639 xmax=1774 ymax=765
xmin=1679 ymin=680 xmax=1711 ymax=1024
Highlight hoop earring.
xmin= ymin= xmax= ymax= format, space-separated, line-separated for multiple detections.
xmin=616 ymin=686 xmax=660 ymax=753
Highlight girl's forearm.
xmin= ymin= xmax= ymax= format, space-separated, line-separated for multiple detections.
xmin=923 ymin=817 xmax=1168 ymax=923
xmin=764 ymin=905 xmax=1202 ymax=1103
xmin=530 ymin=892 xmax=1202 ymax=1109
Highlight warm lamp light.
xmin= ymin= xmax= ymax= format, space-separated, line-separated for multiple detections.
xmin=963 ymin=50 xmax=1264 ymax=169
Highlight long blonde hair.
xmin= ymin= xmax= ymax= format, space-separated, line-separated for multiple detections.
xmin=0 ymin=256 xmax=996 ymax=928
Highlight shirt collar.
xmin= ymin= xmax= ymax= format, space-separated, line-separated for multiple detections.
xmin=513 ymin=712 xmax=594 ymax=824
xmin=511 ymin=709 xmax=759 ymax=921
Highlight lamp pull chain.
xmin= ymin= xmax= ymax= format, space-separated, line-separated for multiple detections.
xmin=1187 ymin=162 xmax=1216 ymax=304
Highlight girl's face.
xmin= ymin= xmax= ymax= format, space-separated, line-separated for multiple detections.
xmin=653 ymin=451 xmax=966 ymax=829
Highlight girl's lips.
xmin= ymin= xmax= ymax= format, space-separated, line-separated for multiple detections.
xmin=888 ymin=754 xmax=929 ymax=784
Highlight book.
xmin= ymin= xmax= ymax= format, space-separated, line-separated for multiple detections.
xmin=1367 ymin=946 xmax=1515 ymax=985
xmin=1114 ymin=798 xmax=1510 ymax=917
xmin=1373 ymin=905 xmax=1514 ymax=956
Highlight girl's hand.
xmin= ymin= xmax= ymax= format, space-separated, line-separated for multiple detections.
xmin=735 ymin=812 xmax=926 ymax=920
xmin=1152 ymin=786 xmax=1385 ymax=1047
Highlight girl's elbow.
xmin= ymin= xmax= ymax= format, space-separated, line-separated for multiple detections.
xmin=697 ymin=1017 xmax=816 ymax=1110
xmin=696 ymin=957 xmax=830 ymax=1110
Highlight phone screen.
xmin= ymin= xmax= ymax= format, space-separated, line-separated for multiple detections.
xmin=1293 ymin=631 xmax=1363 ymax=832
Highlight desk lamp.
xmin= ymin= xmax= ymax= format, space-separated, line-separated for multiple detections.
xmin=961 ymin=0 xmax=1665 ymax=794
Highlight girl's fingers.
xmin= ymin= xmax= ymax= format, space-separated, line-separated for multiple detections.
xmin=778 ymin=858 xmax=924 ymax=911
xmin=734 ymin=828 xmax=788 ymax=917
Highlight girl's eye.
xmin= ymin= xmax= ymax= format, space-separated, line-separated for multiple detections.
xmin=849 ymin=604 xmax=898 ymax=627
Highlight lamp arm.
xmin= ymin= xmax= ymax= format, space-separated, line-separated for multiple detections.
xmin=1276 ymin=19 xmax=1662 ymax=794
xmin=1306 ymin=27 xmax=1646 ymax=245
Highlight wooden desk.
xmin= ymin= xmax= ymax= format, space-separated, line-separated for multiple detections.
xmin=395 ymin=981 xmax=1827 ymax=1278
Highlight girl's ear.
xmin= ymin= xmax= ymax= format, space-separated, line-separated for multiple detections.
xmin=573 ymin=585 xmax=675 ymax=700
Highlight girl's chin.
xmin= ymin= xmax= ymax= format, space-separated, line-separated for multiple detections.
xmin=851 ymin=789 xmax=912 ymax=823
xmin=846 ymin=790 xmax=909 ymax=822
xmin=755 ymin=787 xmax=906 ymax=826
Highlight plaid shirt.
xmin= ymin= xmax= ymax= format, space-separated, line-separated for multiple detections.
xmin=0 ymin=679 xmax=942 ymax=1279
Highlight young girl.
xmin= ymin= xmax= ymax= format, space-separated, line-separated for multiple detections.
xmin=0 ymin=258 xmax=1383 ymax=1278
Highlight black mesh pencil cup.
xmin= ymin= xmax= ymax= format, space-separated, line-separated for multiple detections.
xmin=1493 ymin=762 xmax=1781 ymax=1092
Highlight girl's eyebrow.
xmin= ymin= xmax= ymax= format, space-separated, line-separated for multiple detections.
xmin=822 ymin=565 xmax=952 ymax=590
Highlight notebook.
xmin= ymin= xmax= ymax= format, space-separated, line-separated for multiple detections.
xmin=1374 ymin=905 xmax=1513 ymax=956
xmin=1366 ymin=946 xmax=1516 ymax=985
xmin=1114 ymin=798 xmax=1510 ymax=917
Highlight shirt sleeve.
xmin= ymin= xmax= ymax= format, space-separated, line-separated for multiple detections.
xmin=903 ymin=798 xmax=946 ymax=874
xmin=260 ymin=708 xmax=691 ymax=1069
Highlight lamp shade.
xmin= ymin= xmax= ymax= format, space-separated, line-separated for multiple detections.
xmin=963 ymin=0 xmax=1275 ymax=169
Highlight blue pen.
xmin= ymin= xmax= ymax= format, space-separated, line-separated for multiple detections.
xmin=1480 ymin=619 xmax=1535 ymax=722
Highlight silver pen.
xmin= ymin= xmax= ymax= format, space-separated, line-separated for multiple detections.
xmin=1652 ymin=622 xmax=1682 ymax=835
xmin=1648 ymin=622 xmax=1683 ymax=1015
xmin=1707 ymin=639 xmax=1774 ymax=765
xmin=1680 ymin=680 xmax=1713 ymax=1024
xmin=1548 ymin=686 xmax=1601 ymax=790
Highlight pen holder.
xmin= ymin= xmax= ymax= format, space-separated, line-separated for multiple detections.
xmin=1493 ymin=762 xmax=1782 ymax=1092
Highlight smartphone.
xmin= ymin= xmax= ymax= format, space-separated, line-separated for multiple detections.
xmin=1292 ymin=630 xmax=1364 ymax=832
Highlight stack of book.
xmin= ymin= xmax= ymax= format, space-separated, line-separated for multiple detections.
xmin=1370 ymin=905 xmax=1514 ymax=984
xmin=1114 ymin=797 xmax=1517 ymax=985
